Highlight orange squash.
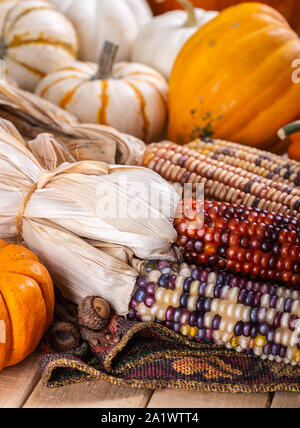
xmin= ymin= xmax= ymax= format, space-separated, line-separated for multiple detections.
xmin=148 ymin=0 xmax=300 ymax=33
xmin=0 ymin=240 xmax=54 ymax=371
xmin=168 ymin=3 xmax=300 ymax=151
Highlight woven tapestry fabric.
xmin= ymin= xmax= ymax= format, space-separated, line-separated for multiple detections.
xmin=40 ymin=316 xmax=300 ymax=392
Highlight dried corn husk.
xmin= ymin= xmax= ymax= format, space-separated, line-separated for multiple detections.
xmin=0 ymin=81 xmax=145 ymax=165
xmin=0 ymin=120 xmax=179 ymax=315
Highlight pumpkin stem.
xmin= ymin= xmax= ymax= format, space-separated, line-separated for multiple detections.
xmin=92 ymin=41 xmax=119 ymax=81
xmin=278 ymin=121 xmax=300 ymax=140
xmin=177 ymin=0 xmax=198 ymax=27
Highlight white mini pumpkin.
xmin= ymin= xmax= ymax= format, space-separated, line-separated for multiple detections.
xmin=35 ymin=42 xmax=168 ymax=142
xmin=50 ymin=0 xmax=152 ymax=62
xmin=132 ymin=0 xmax=218 ymax=79
xmin=0 ymin=0 xmax=78 ymax=91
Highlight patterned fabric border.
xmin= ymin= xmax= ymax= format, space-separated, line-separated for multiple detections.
xmin=40 ymin=316 xmax=300 ymax=392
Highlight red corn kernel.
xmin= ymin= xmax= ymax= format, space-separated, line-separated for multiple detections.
xmin=215 ymin=217 xmax=228 ymax=230
xmin=229 ymin=232 xmax=240 ymax=247
xmin=196 ymin=225 xmax=208 ymax=240
xmin=204 ymin=243 xmax=218 ymax=255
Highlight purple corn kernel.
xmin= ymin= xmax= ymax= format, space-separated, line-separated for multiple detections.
xmin=166 ymin=306 xmax=175 ymax=322
xmin=190 ymin=311 xmax=197 ymax=327
xmin=198 ymin=282 xmax=207 ymax=297
xmin=212 ymin=315 xmax=221 ymax=330
xmin=273 ymin=312 xmax=282 ymax=329
xmin=197 ymin=314 xmax=204 ymax=329
xmin=234 ymin=321 xmax=243 ymax=336
xmin=130 ymin=298 xmax=139 ymax=310
xmin=254 ymin=292 xmax=262 ymax=307
xmin=183 ymin=277 xmax=193 ymax=292
xmin=169 ymin=275 xmax=176 ymax=290
xmin=270 ymin=295 xmax=277 ymax=309
xmin=258 ymin=308 xmax=267 ymax=323
xmin=284 ymin=298 xmax=293 ymax=313
xmin=146 ymin=282 xmax=156 ymax=295
xmin=289 ymin=315 xmax=299 ymax=331
xmin=158 ymin=261 xmax=170 ymax=271
xmin=180 ymin=309 xmax=190 ymax=325
xmin=137 ymin=275 xmax=147 ymax=287
xmin=134 ymin=288 xmax=146 ymax=303
xmin=145 ymin=296 xmax=155 ymax=308
xmin=173 ymin=308 xmax=182 ymax=323
xmin=180 ymin=293 xmax=189 ymax=308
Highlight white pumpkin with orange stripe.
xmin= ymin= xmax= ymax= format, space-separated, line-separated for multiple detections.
xmin=35 ymin=42 xmax=168 ymax=143
xmin=0 ymin=0 xmax=78 ymax=91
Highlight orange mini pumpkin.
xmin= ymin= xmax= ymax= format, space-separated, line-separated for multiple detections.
xmin=148 ymin=0 xmax=300 ymax=33
xmin=0 ymin=240 xmax=54 ymax=371
xmin=278 ymin=120 xmax=300 ymax=162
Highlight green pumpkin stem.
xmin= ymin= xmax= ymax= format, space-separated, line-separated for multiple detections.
xmin=278 ymin=121 xmax=300 ymax=140
xmin=92 ymin=41 xmax=119 ymax=81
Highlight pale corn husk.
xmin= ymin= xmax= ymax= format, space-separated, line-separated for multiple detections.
xmin=0 ymin=81 xmax=145 ymax=165
xmin=0 ymin=120 xmax=179 ymax=314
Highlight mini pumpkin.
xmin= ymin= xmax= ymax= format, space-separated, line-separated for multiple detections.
xmin=0 ymin=239 xmax=54 ymax=371
xmin=35 ymin=42 xmax=168 ymax=142
xmin=168 ymin=3 xmax=300 ymax=150
xmin=0 ymin=0 xmax=78 ymax=91
xmin=278 ymin=121 xmax=300 ymax=162
xmin=132 ymin=0 xmax=218 ymax=79
xmin=147 ymin=0 xmax=300 ymax=33
xmin=50 ymin=0 xmax=152 ymax=62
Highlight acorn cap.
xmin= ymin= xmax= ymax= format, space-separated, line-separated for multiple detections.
xmin=47 ymin=322 xmax=81 ymax=353
xmin=78 ymin=296 xmax=110 ymax=331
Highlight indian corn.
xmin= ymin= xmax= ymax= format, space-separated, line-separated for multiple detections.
xmin=141 ymin=142 xmax=300 ymax=218
xmin=186 ymin=138 xmax=300 ymax=188
xmin=175 ymin=200 xmax=300 ymax=288
xmin=129 ymin=261 xmax=300 ymax=366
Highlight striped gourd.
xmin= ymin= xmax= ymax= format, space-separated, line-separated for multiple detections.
xmin=129 ymin=260 xmax=300 ymax=366
xmin=35 ymin=42 xmax=168 ymax=143
xmin=0 ymin=0 xmax=78 ymax=91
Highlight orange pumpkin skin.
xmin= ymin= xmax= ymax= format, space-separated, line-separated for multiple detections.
xmin=147 ymin=0 xmax=300 ymax=33
xmin=168 ymin=3 xmax=300 ymax=150
xmin=288 ymin=137 xmax=300 ymax=162
xmin=0 ymin=241 xmax=54 ymax=371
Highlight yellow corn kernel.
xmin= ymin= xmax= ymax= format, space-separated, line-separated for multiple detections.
xmin=254 ymin=335 xmax=267 ymax=348
xmin=294 ymin=350 xmax=300 ymax=364
xmin=190 ymin=326 xmax=198 ymax=337
xmin=230 ymin=336 xmax=239 ymax=348
xmin=180 ymin=325 xmax=191 ymax=336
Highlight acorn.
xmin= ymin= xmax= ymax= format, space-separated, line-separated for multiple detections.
xmin=47 ymin=322 xmax=81 ymax=353
xmin=78 ymin=296 xmax=111 ymax=331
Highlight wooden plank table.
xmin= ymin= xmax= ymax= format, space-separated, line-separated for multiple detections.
xmin=0 ymin=350 xmax=299 ymax=408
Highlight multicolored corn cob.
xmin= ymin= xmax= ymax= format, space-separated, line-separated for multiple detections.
xmin=141 ymin=142 xmax=300 ymax=218
xmin=128 ymin=261 xmax=300 ymax=366
xmin=174 ymin=200 xmax=300 ymax=288
xmin=186 ymin=138 xmax=300 ymax=188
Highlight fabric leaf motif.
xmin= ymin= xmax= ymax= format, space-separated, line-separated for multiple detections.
xmin=172 ymin=357 xmax=243 ymax=379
